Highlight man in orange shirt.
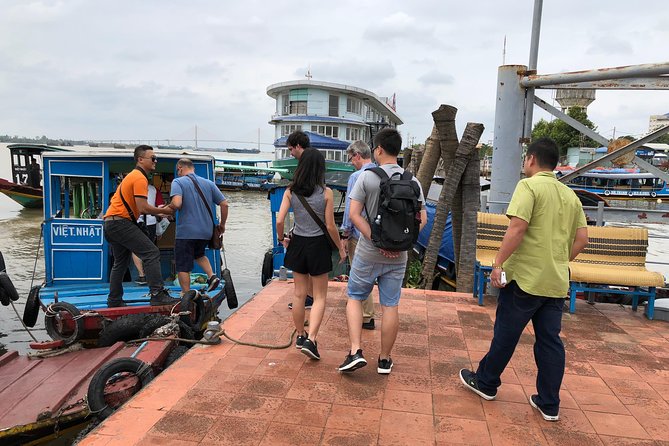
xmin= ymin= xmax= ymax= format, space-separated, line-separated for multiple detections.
xmin=103 ymin=145 xmax=176 ymax=307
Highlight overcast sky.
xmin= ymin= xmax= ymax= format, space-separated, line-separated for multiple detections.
xmin=1 ymin=0 xmax=667 ymax=150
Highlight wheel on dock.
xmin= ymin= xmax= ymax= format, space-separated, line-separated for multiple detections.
xmin=87 ymin=357 xmax=155 ymax=420
xmin=44 ymin=301 xmax=85 ymax=346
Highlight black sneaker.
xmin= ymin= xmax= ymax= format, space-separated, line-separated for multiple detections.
xmin=295 ymin=333 xmax=307 ymax=349
xmin=135 ymin=276 xmax=147 ymax=285
xmin=529 ymin=395 xmax=559 ymax=421
xmin=107 ymin=299 xmax=127 ymax=308
xmin=149 ymin=289 xmax=180 ymax=306
xmin=288 ymin=295 xmax=314 ymax=310
xmin=377 ymin=357 xmax=393 ymax=374
xmin=301 ymin=339 xmax=320 ymax=360
xmin=337 ymin=349 xmax=367 ymax=372
xmin=207 ymin=275 xmax=221 ymax=292
xmin=362 ymin=318 xmax=375 ymax=330
xmin=459 ymin=369 xmax=496 ymax=401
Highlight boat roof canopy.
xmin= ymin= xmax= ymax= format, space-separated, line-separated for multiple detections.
xmin=6 ymin=143 xmax=71 ymax=154
xmin=273 ymin=131 xmax=350 ymax=150
xmin=41 ymin=149 xmax=214 ymax=162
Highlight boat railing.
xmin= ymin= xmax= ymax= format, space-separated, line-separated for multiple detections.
xmin=484 ymin=196 xmax=669 ymax=226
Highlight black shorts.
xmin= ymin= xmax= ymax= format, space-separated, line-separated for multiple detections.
xmin=283 ymin=234 xmax=332 ymax=276
xmin=175 ymin=239 xmax=209 ymax=273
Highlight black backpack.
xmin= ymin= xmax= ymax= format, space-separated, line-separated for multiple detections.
xmin=366 ymin=167 xmax=422 ymax=251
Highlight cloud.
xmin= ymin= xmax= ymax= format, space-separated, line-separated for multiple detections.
xmin=363 ymin=11 xmax=436 ymax=44
xmin=585 ymin=35 xmax=634 ymax=56
xmin=418 ymin=70 xmax=455 ymax=87
xmin=293 ymin=60 xmax=397 ymax=90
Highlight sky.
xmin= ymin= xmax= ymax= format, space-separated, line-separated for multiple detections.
xmin=1 ymin=0 xmax=667 ymax=150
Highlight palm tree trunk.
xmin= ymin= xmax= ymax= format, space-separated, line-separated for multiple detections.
xmin=421 ymin=122 xmax=483 ymax=289
xmin=456 ymin=146 xmax=482 ymax=292
xmin=433 ymin=105 xmax=460 ymax=277
xmin=415 ymin=125 xmax=442 ymax=199
xmin=403 ymin=147 xmax=413 ymax=173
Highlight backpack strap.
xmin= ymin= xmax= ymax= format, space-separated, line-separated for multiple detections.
xmin=187 ymin=175 xmax=216 ymax=226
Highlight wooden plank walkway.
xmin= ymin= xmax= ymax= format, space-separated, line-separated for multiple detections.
xmin=79 ymin=281 xmax=669 ymax=445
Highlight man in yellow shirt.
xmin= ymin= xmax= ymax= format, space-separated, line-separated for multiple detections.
xmin=460 ymin=138 xmax=588 ymax=422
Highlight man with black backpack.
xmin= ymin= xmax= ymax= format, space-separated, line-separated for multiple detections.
xmin=337 ymin=128 xmax=427 ymax=375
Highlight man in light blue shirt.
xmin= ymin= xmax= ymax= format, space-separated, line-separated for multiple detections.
xmin=341 ymin=141 xmax=376 ymax=329
xmin=168 ymin=158 xmax=228 ymax=294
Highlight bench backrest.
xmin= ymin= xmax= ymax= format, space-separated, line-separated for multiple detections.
xmin=476 ymin=212 xmax=509 ymax=265
xmin=572 ymin=226 xmax=649 ymax=268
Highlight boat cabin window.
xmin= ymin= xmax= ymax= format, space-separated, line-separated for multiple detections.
xmin=50 ymin=176 xmax=103 ymax=219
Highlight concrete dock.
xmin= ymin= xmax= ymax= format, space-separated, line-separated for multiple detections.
xmin=79 ymin=281 xmax=669 ymax=445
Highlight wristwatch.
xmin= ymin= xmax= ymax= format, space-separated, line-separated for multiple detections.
xmin=492 ymin=262 xmax=503 ymax=270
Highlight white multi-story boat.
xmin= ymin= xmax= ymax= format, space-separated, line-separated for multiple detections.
xmin=266 ymin=79 xmax=403 ymax=180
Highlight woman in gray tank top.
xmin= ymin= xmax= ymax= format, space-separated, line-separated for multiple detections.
xmin=276 ymin=149 xmax=347 ymax=361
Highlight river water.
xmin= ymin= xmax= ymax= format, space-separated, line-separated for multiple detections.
xmin=0 ymin=143 xmax=274 ymax=354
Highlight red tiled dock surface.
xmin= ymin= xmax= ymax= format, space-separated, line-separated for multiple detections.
xmin=79 ymin=281 xmax=669 ymax=446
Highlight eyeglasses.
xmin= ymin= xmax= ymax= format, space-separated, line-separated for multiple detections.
xmin=142 ymin=155 xmax=158 ymax=162
xmin=347 ymin=153 xmax=357 ymax=162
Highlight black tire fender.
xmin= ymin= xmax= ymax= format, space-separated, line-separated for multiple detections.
xmin=23 ymin=285 xmax=41 ymax=328
xmin=45 ymin=301 xmax=84 ymax=346
xmin=222 ymin=269 xmax=238 ymax=309
xmin=0 ymin=250 xmax=5 ymax=273
xmin=0 ymin=287 xmax=9 ymax=306
xmin=164 ymin=345 xmax=189 ymax=369
xmin=179 ymin=290 xmax=207 ymax=331
xmin=97 ymin=314 xmax=148 ymax=347
xmin=138 ymin=314 xmax=195 ymax=346
xmin=261 ymin=249 xmax=273 ymax=286
xmin=0 ymin=272 xmax=19 ymax=302
xmin=87 ymin=357 xmax=154 ymax=420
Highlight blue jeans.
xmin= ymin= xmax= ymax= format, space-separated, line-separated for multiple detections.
xmin=476 ymin=281 xmax=565 ymax=414
xmin=104 ymin=219 xmax=163 ymax=301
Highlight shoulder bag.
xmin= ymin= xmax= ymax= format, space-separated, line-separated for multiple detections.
xmin=118 ymin=187 xmax=150 ymax=238
xmin=187 ymin=175 xmax=223 ymax=250
xmin=294 ymin=193 xmax=338 ymax=250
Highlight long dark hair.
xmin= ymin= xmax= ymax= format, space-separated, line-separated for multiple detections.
xmin=289 ymin=148 xmax=325 ymax=197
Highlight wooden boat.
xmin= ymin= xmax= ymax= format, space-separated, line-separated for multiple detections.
xmin=18 ymin=150 xmax=237 ymax=346
xmin=225 ymin=148 xmax=260 ymax=154
xmin=0 ymin=338 xmax=178 ymax=446
xmin=0 ymin=144 xmax=71 ymax=208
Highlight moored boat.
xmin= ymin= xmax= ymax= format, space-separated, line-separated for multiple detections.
xmin=214 ymin=157 xmax=284 ymax=191
xmin=0 ymin=144 xmax=71 ymax=208
xmin=556 ymin=166 xmax=669 ymax=200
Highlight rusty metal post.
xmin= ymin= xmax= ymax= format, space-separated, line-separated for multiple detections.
xmin=489 ymin=65 xmax=527 ymax=214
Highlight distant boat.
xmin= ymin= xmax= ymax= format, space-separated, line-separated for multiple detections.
xmin=556 ymin=166 xmax=669 ymax=200
xmin=225 ymin=148 xmax=261 ymax=154
xmin=214 ymin=158 xmax=287 ymax=191
xmin=0 ymin=144 xmax=71 ymax=208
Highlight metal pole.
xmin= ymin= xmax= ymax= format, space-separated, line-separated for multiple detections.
xmin=521 ymin=62 xmax=669 ymax=88
xmin=489 ymin=65 xmax=527 ymax=214
xmin=523 ymin=0 xmax=543 ymax=139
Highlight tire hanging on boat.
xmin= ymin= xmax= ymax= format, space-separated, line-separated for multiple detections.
xmin=23 ymin=285 xmax=41 ymax=328
xmin=179 ymin=290 xmax=207 ymax=331
xmin=0 ymin=272 xmax=20 ymax=302
xmin=87 ymin=357 xmax=155 ymax=420
xmin=163 ymin=345 xmax=189 ymax=369
xmin=261 ymin=249 xmax=273 ymax=286
xmin=0 ymin=286 xmax=9 ymax=306
xmin=222 ymin=269 xmax=238 ymax=309
xmin=0 ymin=250 xmax=6 ymax=273
xmin=97 ymin=314 xmax=148 ymax=347
xmin=44 ymin=301 xmax=85 ymax=345
xmin=138 ymin=314 xmax=195 ymax=346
